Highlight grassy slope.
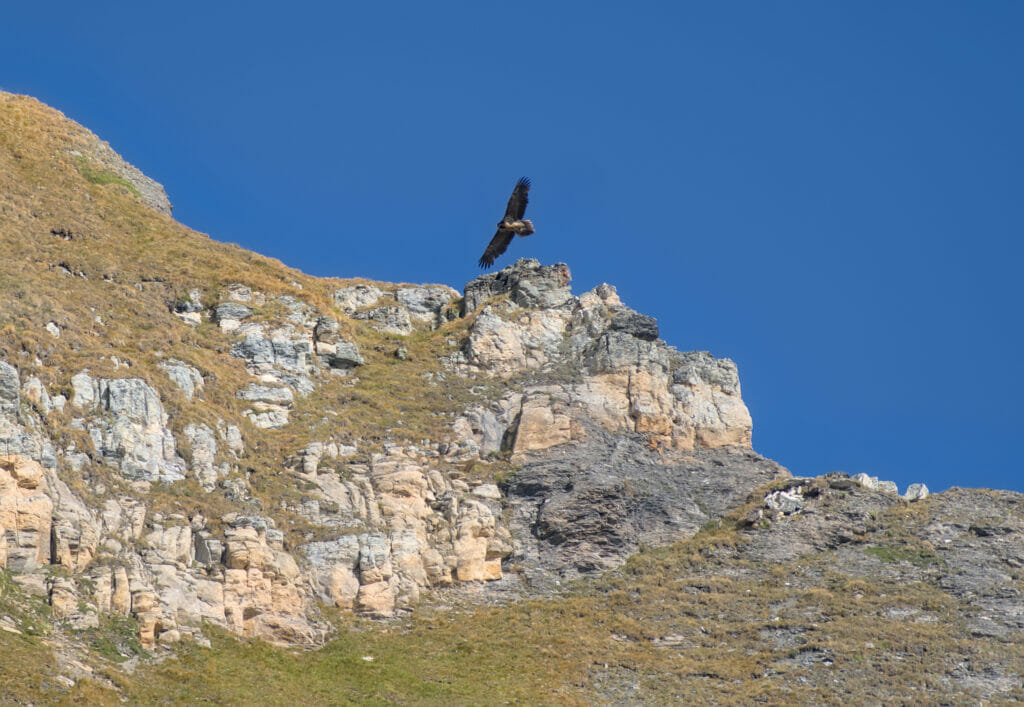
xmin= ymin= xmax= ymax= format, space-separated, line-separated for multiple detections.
xmin=47 ymin=488 xmax=1021 ymax=704
xmin=3 ymin=93 xmax=1021 ymax=703
xmin=0 ymin=91 xmax=511 ymax=524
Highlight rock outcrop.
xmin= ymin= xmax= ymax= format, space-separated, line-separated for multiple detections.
xmin=453 ymin=260 xmax=752 ymax=452
xmin=0 ymin=256 xmax=776 ymax=649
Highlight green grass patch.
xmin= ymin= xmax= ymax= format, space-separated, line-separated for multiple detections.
xmin=80 ymin=615 xmax=148 ymax=663
xmin=74 ymin=155 xmax=140 ymax=197
xmin=865 ymin=544 xmax=941 ymax=568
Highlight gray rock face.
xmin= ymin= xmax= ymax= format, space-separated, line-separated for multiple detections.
xmin=230 ymin=326 xmax=316 ymax=394
xmin=159 ymin=360 xmax=204 ymax=401
xmin=853 ymin=473 xmax=899 ymax=495
xmin=333 ymin=285 xmax=383 ymax=314
xmin=237 ymin=385 xmax=294 ymax=406
xmin=765 ymin=487 xmax=806 ymax=514
xmin=462 ymin=259 xmax=573 ymax=314
xmin=358 ymin=532 xmax=392 ymax=581
xmin=0 ymin=362 xmax=19 ymax=414
xmin=231 ymin=332 xmax=275 ymax=370
xmin=302 ymin=536 xmax=360 ymax=606
xmin=184 ymin=423 xmax=219 ymax=491
xmin=313 ymin=316 xmax=340 ymax=344
xmin=22 ymin=376 xmax=52 ymax=413
xmin=608 ymin=308 xmax=659 ymax=341
xmin=69 ymin=375 xmax=184 ymax=479
xmin=71 ymin=372 xmax=99 ymax=409
xmin=669 ymin=350 xmax=741 ymax=395
xmin=0 ymin=410 xmax=58 ymax=469
xmin=173 ymin=290 xmax=204 ymax=325
xmin=354 ymin=306 xmax=413 ymax=336
xmin=582 ymin=331 xmax=668 ymax=375
xmin=503 ymin=430 xmax=787 ymax=580
xmin=218 ymin=422 xmax=244 ymax=456
xmin=214 ymin=302 xmax=253 ymax=322
xmin=396 ymin=286 xmax=457 ymax=323
xmin=329 ymin=342 xmax=365 ymax=369
xmin=455 ymin=394 xmax=522 ymax=455
xmin=237 ymin=384 xmax=294 ymax=429
xmin=75 ymin=374 xmax=185 ymax=482
xmin=173 ymin=289 xmax=204 ymax=314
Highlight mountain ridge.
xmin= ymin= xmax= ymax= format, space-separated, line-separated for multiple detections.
xmin=0 ymin=91 xmax=1021 ymax=703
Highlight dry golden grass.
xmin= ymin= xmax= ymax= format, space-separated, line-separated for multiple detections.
xmin=0 ymin=90 xmax=504 ymax=528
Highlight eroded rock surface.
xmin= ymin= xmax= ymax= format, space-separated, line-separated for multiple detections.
xmin=0 ymin=256 xmax=991 ymax=677
xmin=505 ymin=434 xmax=787 ymax=580
xmin=455 ymin=260 xmax=753 ymax=452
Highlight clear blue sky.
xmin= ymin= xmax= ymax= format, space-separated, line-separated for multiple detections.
xmin=3 ymin=2 xmax=1022 ymax=493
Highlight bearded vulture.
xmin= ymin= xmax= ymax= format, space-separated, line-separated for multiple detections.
xmin=478 ymin=177 xmax=534 ymax=268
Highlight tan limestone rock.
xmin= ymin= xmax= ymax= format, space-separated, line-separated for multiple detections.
xmin=0 ymin=456 xmax=53 ymax=571
xmin=511 ymin=399 xmax=573 ymax=457
xmin=112 ymin=566 xmax=131 ymax=615
xmin=327 ymin=565 xmax=360 ymax=609
xmin=93 ymin=568 xmax=113 ymax=613
xmin=49 ymin=577 xmax=79 ymax=619
xmin=453 ymin=499 xmax=504 ymax=581
xmin=354 ymin=580 xmax=395 ymax=617
xmin=6 ymin=457 xmax=43 ymax=489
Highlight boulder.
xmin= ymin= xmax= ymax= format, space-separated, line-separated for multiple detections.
xmin=354 ymin=306 xmax=413 ymax=336
xmin=462 ymin=259 xmax=573 ymax=314
xmin=396 ymin=286 xmax=458 ymax=323
xmin=334 ymin=284 xmax=383 ymax=314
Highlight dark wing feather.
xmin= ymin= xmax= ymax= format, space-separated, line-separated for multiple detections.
xmin=503 ymin=177 xmax=530 ymax=221
xmin=479 ymin=226 xmax=515 ymax=268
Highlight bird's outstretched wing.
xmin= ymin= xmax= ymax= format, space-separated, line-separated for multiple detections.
xmin=504 ymin=177 xmax=530 ymax=221
xmin=478 ymin=226 xmax=515 ymax=269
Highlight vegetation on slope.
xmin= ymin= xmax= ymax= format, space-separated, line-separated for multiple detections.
xmin=30 ymin=488 xmax=1017 ymax=704
xmin=2 ymin=92 xmax=1021 ymax=704
xmin=0 ymin=91 xmax=518 ymax=528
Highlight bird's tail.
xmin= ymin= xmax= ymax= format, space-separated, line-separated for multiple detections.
xmin=512 ymin=219 xmax=534 ymax=237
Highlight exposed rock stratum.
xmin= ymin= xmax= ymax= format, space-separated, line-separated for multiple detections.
xmin=0 ymin=91 xmax=1021 ymax=703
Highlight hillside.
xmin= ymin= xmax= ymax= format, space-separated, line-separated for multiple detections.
xmin=0 ymin=91 xmax=1022 ymax=703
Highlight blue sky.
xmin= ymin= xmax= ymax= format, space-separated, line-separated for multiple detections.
xmin=3 ymin=2 xmax=1022 ymax=492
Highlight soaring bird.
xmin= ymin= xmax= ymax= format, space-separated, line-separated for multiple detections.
xmin=478 ymin=177 xmax=534 ymax=268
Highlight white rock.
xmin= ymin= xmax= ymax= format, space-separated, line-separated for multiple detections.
xmin=184 ymin=423 xmax=219 ymax=491
xmin=333 ymin=285 xmax=383 ymax=314
xmin=159 ymin=360 xmax=204 ymax=401
xmin=902 ymin=483 xmax=929 ymax=501
xmin=471 ymin=483 xmax=502 ymax=500
xmin=852 ymin=473 xmax=877 ymax=491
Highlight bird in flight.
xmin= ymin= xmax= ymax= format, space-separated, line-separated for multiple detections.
xmin=478 ymin=177 xmax=534 ymax=268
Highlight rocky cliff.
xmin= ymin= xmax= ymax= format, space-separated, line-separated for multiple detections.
xmin=0 ymin=235 xmax=779 ymax=647
xmin=1 ymin=92 xmax=1021 ymax=703
xmin=0 ymin=91 xmax=773 ymax=646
